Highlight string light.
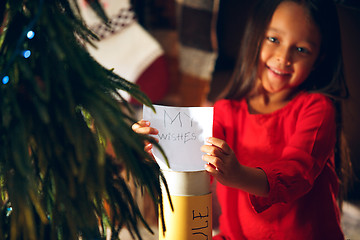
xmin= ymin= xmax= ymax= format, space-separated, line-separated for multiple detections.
xmin=23 ymin=50 xmax=31 ymax=58
xmin=2 ymin=76 xmax=9 ymax=84
xmin=6 ymin=207 xmax=12 ymax=217
xmin=1 ymin=0 xmax=43 ymax=83
xmin=1 ymin=30 xmax=35 ymax=84
xmin=27 ymin=30 xmax=35 ymax=39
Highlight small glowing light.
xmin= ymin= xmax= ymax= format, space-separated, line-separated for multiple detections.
xmin=23 ymin=50 xmax=31 ymax=58
xmin=6 ymin=207 xmax=12 ymax=217
xmin=27 ymin=30 xmax=35 ymax=39
xmin=2 ymin=76 xmax=9 ymax=84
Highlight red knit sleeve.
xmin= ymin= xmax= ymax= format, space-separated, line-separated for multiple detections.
xmin=249 ymin=94 xmax=337 ymax=213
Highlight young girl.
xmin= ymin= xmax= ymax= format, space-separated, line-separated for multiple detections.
xmin=133 ymin=0 xmax=350 ymax=239
xmin=200 ymin=0 xmax=349 ymax=239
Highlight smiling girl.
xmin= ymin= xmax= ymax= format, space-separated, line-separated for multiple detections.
xmin=132 ymin=0 xmax=349 ymax=238
xmin=200 ymin=0 xmax=349 ymax=239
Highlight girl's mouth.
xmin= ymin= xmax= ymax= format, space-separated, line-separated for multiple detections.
xmin=267 ymin=66 xmax=292 ymax=76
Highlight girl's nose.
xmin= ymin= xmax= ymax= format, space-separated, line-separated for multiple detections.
xmin=276 ymin=47 xmax=292 ymax=67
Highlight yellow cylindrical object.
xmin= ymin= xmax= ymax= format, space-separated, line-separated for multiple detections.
xmin=159 ymin=170 xmax=212 ymax=240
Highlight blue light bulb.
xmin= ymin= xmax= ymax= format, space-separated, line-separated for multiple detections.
xmin=23 ymin=50 xmax=31 ymax=58
xmin=27 ymin=30 xmax=35 ymax=39
xmin=2 ymin=76 xmax=9 ymax=84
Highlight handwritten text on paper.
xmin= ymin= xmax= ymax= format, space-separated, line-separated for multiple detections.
xmin=143 ymin=105 xmax=213 ymax=171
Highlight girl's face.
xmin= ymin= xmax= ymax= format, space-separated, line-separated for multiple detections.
xmin=257 ymin=1 xmax=321 ymax=97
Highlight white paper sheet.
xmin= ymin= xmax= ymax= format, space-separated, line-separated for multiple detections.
xmin=143 ymin=105 xmax=214 ymax=171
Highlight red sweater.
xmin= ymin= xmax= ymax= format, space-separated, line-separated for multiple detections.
xmin=212 ymin=92 xmax=344 ymax=240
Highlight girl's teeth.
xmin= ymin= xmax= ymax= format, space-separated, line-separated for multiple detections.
xmin=272 ymin=68 xmax=287 ymax=75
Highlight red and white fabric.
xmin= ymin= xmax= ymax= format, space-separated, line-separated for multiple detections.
xmin=79 ymin=0 xmax=169 ymax=104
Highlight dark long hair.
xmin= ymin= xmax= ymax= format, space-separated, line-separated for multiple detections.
xmin=222 ymin=0 xmax=352 ymax=206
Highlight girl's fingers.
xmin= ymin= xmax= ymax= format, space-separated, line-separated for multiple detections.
xmin=144 ymin=143 xmax=153 ymax=153
xmin=205 ymin=137 xmax=232 ymax=155
xmin=132 ymin=120 xmax=150 ymax=131
xmin=132 ymin=120 xmax=159 ymax=135
xmin=133 ymin=126 xmax=155 ymax=135
xmin=201 ymin=144 xmax=226 ymax=159
xmin=137 ymin=119 xmax=151 ymax=127
xmin=202 ymin=154 xmax=224 ymax=172
xmin=205 ymin=163 xmax=219 ymax=175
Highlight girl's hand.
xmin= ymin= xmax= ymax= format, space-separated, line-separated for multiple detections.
xmin=201 ymin=137 xmax=242 ymax=188
xmin=201 ymin=137 xmax=269 ymax=196
xmin=132 ymin=120 xmax=159 ymax=153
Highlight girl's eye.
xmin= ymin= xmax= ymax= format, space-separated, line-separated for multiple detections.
xmin=296 ymin=47 xmax=310 ymax=54
xmin=266 ymin=37 xmax=279 ymax=43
